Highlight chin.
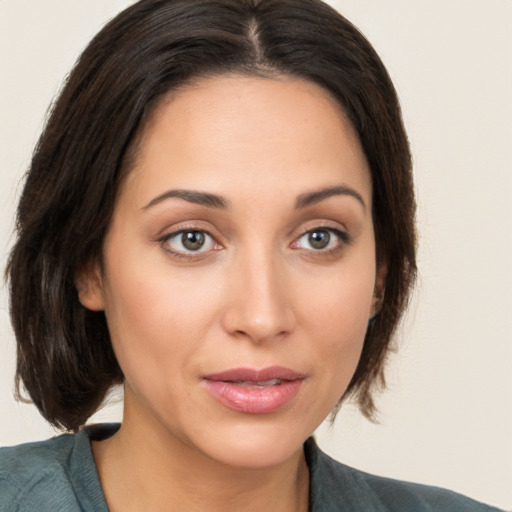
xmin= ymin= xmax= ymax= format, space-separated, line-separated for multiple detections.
xmin=186 ymin=417 xmax=313 ymax=470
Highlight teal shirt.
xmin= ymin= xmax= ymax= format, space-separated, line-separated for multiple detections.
xmin=0 ymin=424 xmax=503 ymax=511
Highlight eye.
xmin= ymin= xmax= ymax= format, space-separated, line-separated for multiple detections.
xmin=294 ymin=228 xmax=347 ymax=251
xmin=162 ymin=229 xmax=217 ymax=255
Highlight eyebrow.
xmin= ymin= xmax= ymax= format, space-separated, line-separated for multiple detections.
xmin=142 ymin=184 xmax=365 ymax=212
xmin=295 ymin=185 xmax=366 ymax=210
xmin=142 ymin=189 xmax=229 ymax=210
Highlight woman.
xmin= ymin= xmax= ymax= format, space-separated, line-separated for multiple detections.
xmin=0 ymin=0 xmax=503 ymax=510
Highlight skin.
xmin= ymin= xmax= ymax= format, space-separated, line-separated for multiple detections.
xmin=79 ymin=74 xmax=385 ymax=512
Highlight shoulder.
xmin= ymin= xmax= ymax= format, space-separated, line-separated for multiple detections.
xmin=0 ymin=424 xmax=116 ymax=512
xmin=305 ymin=438 xmax=504 ymax=512
xmin=0 ymin=432 xmax=78 ymax=511
xmin=356 ymin=468 xmax=502 ymax=512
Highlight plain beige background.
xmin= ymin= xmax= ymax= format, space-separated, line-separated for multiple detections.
xmin=1 ymin=1 xmax=511 ymax=510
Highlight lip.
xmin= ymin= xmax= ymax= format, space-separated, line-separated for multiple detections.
xmin=202 ymin=366 xmax=306 ymax=414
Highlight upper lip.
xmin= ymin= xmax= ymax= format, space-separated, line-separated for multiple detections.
xmin=202 ymin=366 xmax=306 ymax=382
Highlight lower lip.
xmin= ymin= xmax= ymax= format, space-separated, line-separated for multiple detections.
xmin=203 ymin=379 xmax=303 ymax=414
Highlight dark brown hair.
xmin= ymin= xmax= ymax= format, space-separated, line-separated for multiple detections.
xmin=7 ymin=0 xmax=416 ymax=431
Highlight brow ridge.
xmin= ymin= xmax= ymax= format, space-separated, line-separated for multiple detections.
xmin=142 ymin=189 xmax=229 ymax=210
xmin=143 ymin=185 xmax=364 ymax=212
xmin=295 ymin=185 xmax=366 ymax=210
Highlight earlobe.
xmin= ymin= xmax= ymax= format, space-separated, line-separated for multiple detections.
xmin=75 ymin=264 xmax=105 ymax=311
xmin=370 ymin=263 xmax=387 ymax=318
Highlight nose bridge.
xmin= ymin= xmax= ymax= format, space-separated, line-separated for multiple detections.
xmin=222 ymin=241 xmax=294 ymax=343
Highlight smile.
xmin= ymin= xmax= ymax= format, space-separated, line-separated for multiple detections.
xmin=202 ymin=367 xmax=305 ymax=414
xmin=230 ymin=379 xmax=282 ymax=388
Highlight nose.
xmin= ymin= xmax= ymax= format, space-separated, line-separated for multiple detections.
xmin=221 ymin=246 xmax=296 ymax=344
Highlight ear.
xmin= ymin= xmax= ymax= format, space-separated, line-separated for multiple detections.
xmin=75 ymin=262 xmax=105 ymax=311
xmin=370 ymin=262 xmax=387 ymax=318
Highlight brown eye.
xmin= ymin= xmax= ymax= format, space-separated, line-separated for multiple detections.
xmin=308 ymin=230 xmax=331 ymax=249
xmin=162 ymin=229 xmax=216 ymax=255
xmin=294 ymin=227 xmax=347 ymax=252
xmin=182 ymin=231 xmax=206 ymax=251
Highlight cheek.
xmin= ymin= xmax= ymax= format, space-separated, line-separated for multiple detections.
xmin=297 ymin=257 xmax=376 ymax=379
xmin=100 ymin=244 xmax=225 ymax=384
xmin=300 ymin=259 xmax=375 ymax=337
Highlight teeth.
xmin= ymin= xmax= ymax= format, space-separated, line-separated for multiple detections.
xmin=233 ymin=379 xmax=282 ymax=388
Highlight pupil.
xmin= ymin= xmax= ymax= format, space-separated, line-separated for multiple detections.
xmin=309 ymin=230 xmax=330 ymax=249
xmin=182 ymin=231 xmax=205 ymax=251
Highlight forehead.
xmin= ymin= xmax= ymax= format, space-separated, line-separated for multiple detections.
xmin=122 ymin=74 xmax=371 ymax=207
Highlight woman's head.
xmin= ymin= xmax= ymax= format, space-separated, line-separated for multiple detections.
xmin=7 ymin=0 xmax=416 ymax=433
xmin=77 ymin=73 xmax=382 ymax=467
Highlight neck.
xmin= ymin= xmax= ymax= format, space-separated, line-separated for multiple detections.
xmin=92 ymin=412 xmax=309 ymax=512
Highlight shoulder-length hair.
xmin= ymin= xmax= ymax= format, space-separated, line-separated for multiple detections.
xmin=7 ymin=0 xmax=416 ymax=431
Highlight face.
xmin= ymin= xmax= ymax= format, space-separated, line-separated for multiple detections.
xmin=81 ymin=74 xmax=384 ymax=469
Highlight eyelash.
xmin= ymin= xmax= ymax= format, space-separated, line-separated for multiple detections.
xmin=158 ymin=225 xmax=350 ymax=261
xmin=292 ymin=226 xmax=350 ymax=257
xmin=159 ymin=226 xmax=219 ymax=261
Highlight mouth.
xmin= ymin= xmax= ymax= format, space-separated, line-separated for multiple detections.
xmin=227 ymin=378 xmax=284 ymax=389
xmin=202 ymin=366 xmax=306 ymax=414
